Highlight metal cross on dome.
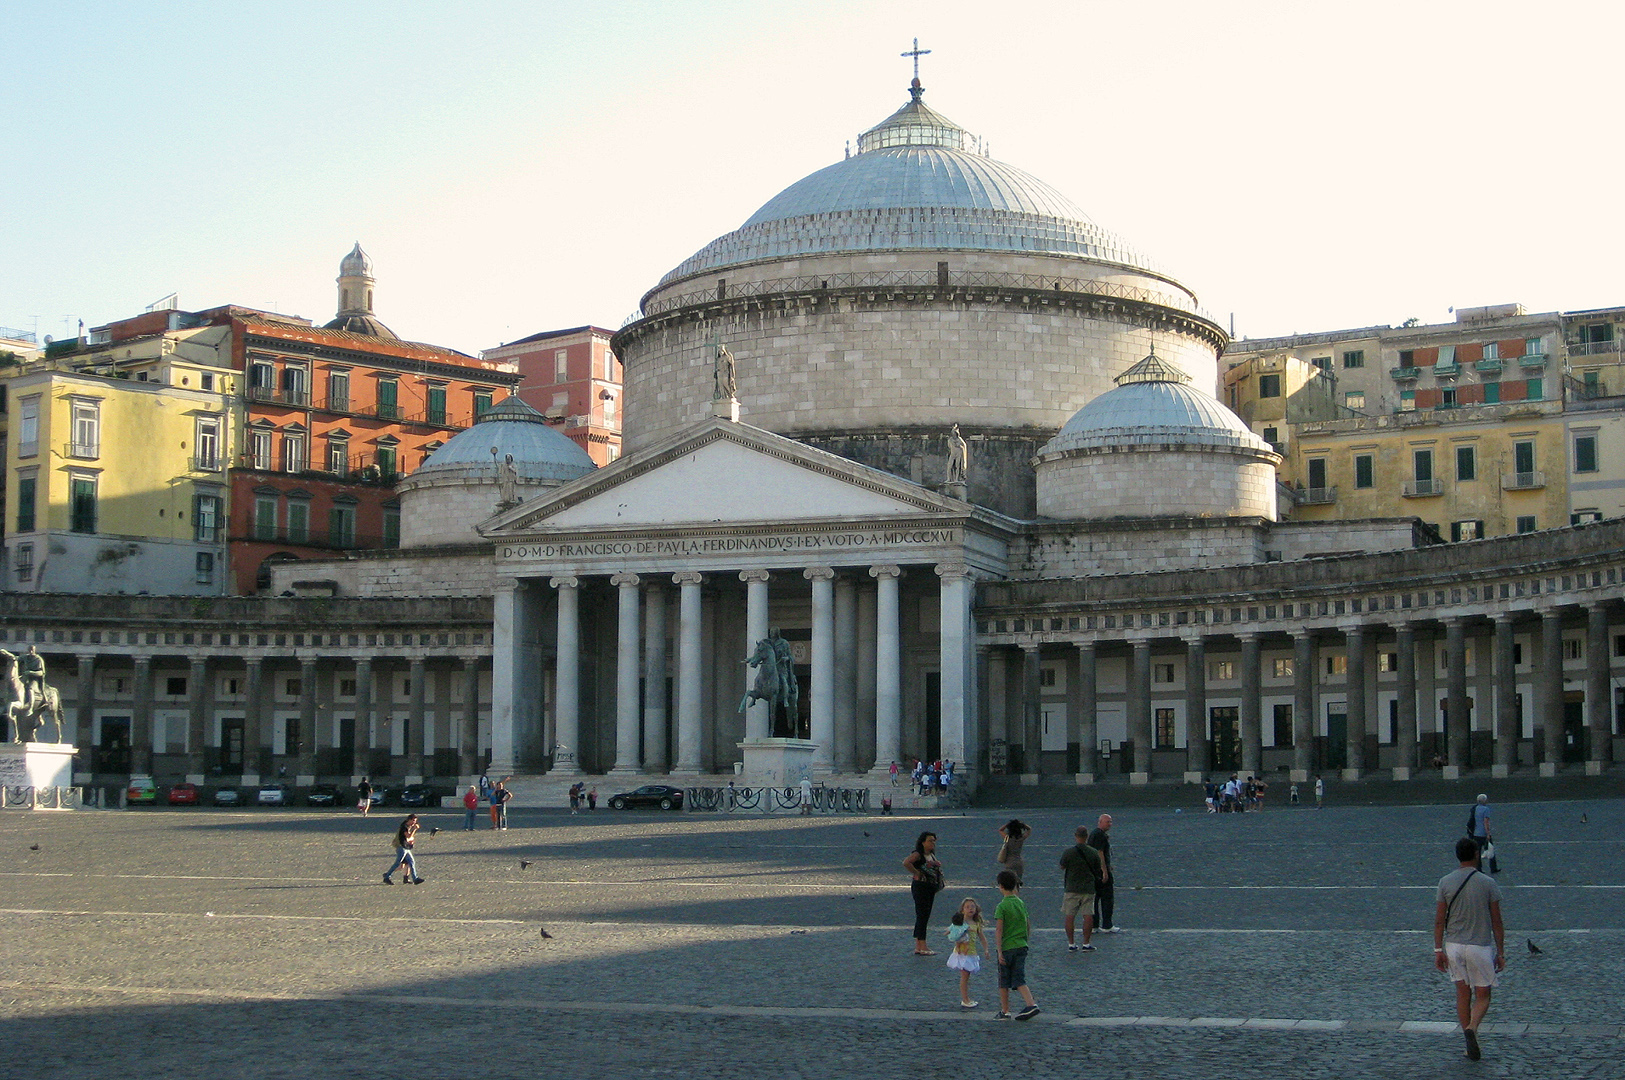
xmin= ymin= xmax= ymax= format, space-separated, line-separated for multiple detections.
xmin=901 ymin=37 xmax=931 ymax=82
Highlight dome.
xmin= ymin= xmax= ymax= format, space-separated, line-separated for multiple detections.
xmin=414 ymin=396 xmax=595 ymax=484
xmin=339 ymin=242 xmax=374 ymax=279
xmin=323 ymin=313 xmax=398 ymax=340
xmin=653 ymin=88 xmax=1159 ymax=289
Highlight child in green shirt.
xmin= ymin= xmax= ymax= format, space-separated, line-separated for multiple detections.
xmin=993 ymin=869 xmax=1040 ymax=1020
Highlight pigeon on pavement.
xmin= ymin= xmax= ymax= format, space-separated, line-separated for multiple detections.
xmin=538 ymin=926 xmax=553 ymax=939
xmin=520 ymin=860 xmax=532 ymax=870
xmin=1527 ymin=939 xmax=1542 ymax=955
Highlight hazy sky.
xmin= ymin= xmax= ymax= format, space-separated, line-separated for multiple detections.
xmin=4 ymin=1 xmax=1621 ymax=355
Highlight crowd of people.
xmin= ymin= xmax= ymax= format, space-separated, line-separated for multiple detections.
xmin=905 ymin=758 xmax=956 ymax=795
xmin=1202 ymin=774 xmax=1270 ymax=813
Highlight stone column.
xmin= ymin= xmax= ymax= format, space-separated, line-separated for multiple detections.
xmin=298 ymin=656 xmax=319 ymax=782
xmin=187 ymin=656 xmax=209 ymax=782
xmin=869 ymin=565 xmax=902 ymax=777
xmin=1586 ymin=602 xmax=1611 ymax=773
xmin=550 ymin=575 xmax=581 ymax=776
xmin=805 ymin=566 xmax=836 ymax=773
xmin=131 ymin=655 xmax=153 ymax=775
xmin=489 ymin=581 xmax=526 ymax=776
xmin=244 ymin=656 xmax=263 ymax=782
xmin=1240 ymin=633 xmax=1262 ymax=776
xmin=1020 ymin=644 xmax=1042 ymax=779
xmin=460 ymin=657 xmax=480 ymax=777
xmin=1076 ymin=642 xmax=1097 ymax=783
xmin=74 ymin=654 xmax=96 ymax=756
xmin=1184 ymin=634 xmax=1208 ymax=782
xmin=1128 ymin=639 xmax=1152 ymax=783
xmin=935 ymin=562 xmax=974 ymax=773
xmin=834 ymin=573 xmax=858 ymax=773
xmin=1394 ymin=625 xmax=1418 ymax=779
xmin=739 ymin=570 xmax=771 ymax=741
xmin=406 ymin=657 xmax=426 ymax=781
xmin=1492 ymin=614 xmax=1517 ymax=777
xmin=1539 ymin=608 xmax=1564 ymax=776
xmin=1342 ymin=626 xmax=1366 ymax=779
xmin=1443 ymin=617 xmax=1470 ymax=778
xmin=672 ymin=571 xmax=705 ymax=774
xmin=643 ymin=581 xmax=669 ymax=771
xmin=354 ymin=657 xmax=374 ymax=781
xmin=1291 ymin=631 xmax=1315 ymax=782
xmin=856 ymin=582 xmax=878 ymax=772
xmin=611 ymin=572 xmax=643 ymax=775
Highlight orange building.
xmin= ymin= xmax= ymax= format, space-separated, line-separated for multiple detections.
xmin=481 ymin=325 xmax=622 ymax=465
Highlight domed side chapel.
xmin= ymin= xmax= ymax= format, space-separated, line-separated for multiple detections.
xmin=281 ymin=65 xmax=1625 ymax=794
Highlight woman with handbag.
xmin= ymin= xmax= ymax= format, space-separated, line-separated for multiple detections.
xmin=903 ymin=831 xmax=945 ymax=955
xmin=996 ymin=819 xmax=1030 ymax=886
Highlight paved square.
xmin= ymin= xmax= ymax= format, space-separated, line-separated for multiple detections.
xmin=2 ymin=796 xmax=1622 ymax=1078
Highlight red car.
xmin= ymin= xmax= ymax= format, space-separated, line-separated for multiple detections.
xmin=167 ymin=782 xmax=200 ymax=806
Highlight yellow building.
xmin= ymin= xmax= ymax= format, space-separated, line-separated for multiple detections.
xmin=3 ymin=325 xmax=237 ymax=594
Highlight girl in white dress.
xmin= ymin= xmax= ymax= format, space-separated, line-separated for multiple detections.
xmin=945 ymin=897 xmax=989 ymax=1008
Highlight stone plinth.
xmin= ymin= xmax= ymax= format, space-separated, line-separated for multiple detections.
xmin=737 ymin=738 xmax=817 ymax=787
xmin=0 ymin=742 xmax=78 ymax=792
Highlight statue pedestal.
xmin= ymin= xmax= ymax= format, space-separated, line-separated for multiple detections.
xmin=737 ymin=738 xmax=817 ymax=786
xmin=0 ymin=742 xmax=78 ymax=791
xmin=713 ymin=399 xmax=740 ymax=422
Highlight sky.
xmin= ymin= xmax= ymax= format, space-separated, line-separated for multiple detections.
xmin=4 ymin=0 xmax=1623 ymax=356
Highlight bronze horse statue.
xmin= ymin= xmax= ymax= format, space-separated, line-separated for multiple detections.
xmin=740 ymin=632 xmax=799 ymax=731
xmin=1 ymin=649 xmax=65 ymax=744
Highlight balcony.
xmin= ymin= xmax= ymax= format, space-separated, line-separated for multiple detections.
xmin=233 ymin=527 xmax=396 ymax=552
xmin=1502 ymin=471 xmax=1546 ymax=491
xmin=1402 ymin=478 xmax=1444 ymax=498
xmin=1474 ymin=359 xmax=1503 ymax=374
xmin=1568 ymin=340 xmax=1618 ymax=358
xmin=190 ymin=454 xmax=223 ymax=473
xmin=1301 ymin=486 xmax=1337 ymax=505
xmin=1390 ymin=366 xmax=1420 ymax=380
xmin=1432 ymin=362 xmax=1461 ymax=379
xmin=246 ymin=386 xmax=309 ymax=406
xmin=1518 ymin=353 xmax=1547 ymax=370
xmin=65 ymin=440 xmax=100 ymax=459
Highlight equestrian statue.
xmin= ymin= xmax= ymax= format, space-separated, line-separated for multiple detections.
xmin=739 ymin=629 xmax=800 ymax=737
xmin=1 ymin=645 xmax=65 ymax=744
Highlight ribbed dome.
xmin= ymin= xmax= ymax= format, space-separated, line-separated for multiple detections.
xmin=339 ymin=242 xmax=373 ymax=278
xmin=414 ymin=396 xmax=594 ymax=483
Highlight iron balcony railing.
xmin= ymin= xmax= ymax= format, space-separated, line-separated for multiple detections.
xmin=1402 ymin=478 xmax=1444 ymax=498
xmin=1390 ymin=366 xmax=1420 ymax=380
xmin=1300 ymin=486 xmax=1337 ymax=505
xmin=246 ymin=385 xmax=310 ymax=406
xmin=190 ymin=454 xmax=223 ymax=473
xmin=1432 ymin=362 xmax=1461 ymax=378
xmin=233 ymin=527 xmax=398 ymax=551
xmin=1518 ymin=353 xmax=1548 ymax=369
xmin=1474 ymin=359 xmax=1503 ymax=374
xmin=1567 ymin=340 xmax=1618 ymax=358
xmin=1502 ymin=471 xmax=1546 ymax=491
xmin=65 ymin=440 xmax=100 ymax=459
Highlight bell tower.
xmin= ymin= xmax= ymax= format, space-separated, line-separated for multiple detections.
xmin=336 ymin=242 xmax=375 ymax=317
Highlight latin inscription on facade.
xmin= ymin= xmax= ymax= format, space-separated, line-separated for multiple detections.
xmin=500 ymin=527 xmax=961 ymax=562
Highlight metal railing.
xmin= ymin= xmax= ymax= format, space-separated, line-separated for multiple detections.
xmin=0 ymin=786 xmax=81 ymax=810
xmin=65 ymin=440 xmax=99 ymax=459
xmin=190 ymin=454 xmax=223 ymax=473
xmin=1473 ymin=359 xmax=1503 ymax=374
xmin=1502 ymin=471 xmax=1546 ymax=490
xmin=246 ymin=386 xmax=309 ymax=406
xmin=1518 ymin=353 xmax=1548 ymax=368
xmin=1301 ymin=486 xmax=1337 ymax=505
xmin=1402 ymin=478 xmax=1444 ymax=497
xmin=1389 ymin=366 xmax=1420 ymax=380
xmin=1567 ymin=340 xmax=1618 ymax=358
xmin=683 ymin=785 xmax=871 ymax=814
xmin=1432 ymin=362 xmax=1460 ymax=378
xmin=233 ymin=527 xmax=397 ymax=551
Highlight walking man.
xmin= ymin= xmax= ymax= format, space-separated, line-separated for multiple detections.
xmin=1087 ymin=814 xmax=1118 ymax=933
xmin=1468 ymin=793 xmax=1492 ymax=858
xmin=1314 ymin=774 xmax=1324 ymax=809
xmin=461 ymin=786 xmax=479 ymax=830
xmin=1059 ymin=826 xmax=1103 ymax=952
xmin=1434 ymin=836 xmax=1505 ymax=1061
xmin=356 ymin=776 xmax=373 ymax=815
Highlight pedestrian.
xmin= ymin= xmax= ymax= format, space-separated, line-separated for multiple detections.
xmin=993 ymin=869 xmax=1040 ymax=1021
xmin=356 ymin=776 xmax=373 ymax=815
xmin=799 ymin=775 xmax=814 ymax=815
xmin=996 ymin=819 xmax=1030 ymax=887
xmin=568 ymin=781 xmax=583 ymax=815
xmin=491 ymin=780 xmax=512 ymax=829
xmin=1467 ymin=793 xmax=1494 ymax=866
xmin=726 ymin=780 xmax=737 ymax=811
xmin=461 ymin=785 xmax=479 ymax=830
xmin=587 ymin=785 xmax=598 ymax=811
xmin=945 ymin=897 xmax=989 ymax=1009
xmin=1314 ymin=775 xmax=1324 ymax=809
xmin=1434 ymin=836 xmax=1506 ymax=1061
xmin=889 ymin=760 xmax=899 ymax=786
xmin=383 ymin=813 xmax=424 ymax=885
xmin=1087 ymin=814 xmax=1119 ymax=933
xmin=1290 ymin=782 xmax=1300 ymax=806
xmin=881 ymin=794 xmax=893 ymax=815
xmin=1058 ymin=825 xmax=1103 ymax=952
xmin=902 ymin=831 xmax=944 ymax=955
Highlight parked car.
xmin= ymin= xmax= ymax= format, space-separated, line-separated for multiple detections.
xmin=126 ymin=775 xmax=157 ymax=805
xmin=256 ymin=784 xmax=288 ymax=807
xmin=167 ymin=782 xmax=199 ymax=806
xmin=212 ymin=787 xmax=242 ymax=806
xmin=607 ymin=784 xmax=684 ymax=811
xmin=398 ymin=784 xmax=434 ymax=808
xmin=305 ymin=784 xmax=344 ymax=808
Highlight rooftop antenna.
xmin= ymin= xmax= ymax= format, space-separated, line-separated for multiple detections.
xmin=901 ymin=37 xmax=931 ymax=100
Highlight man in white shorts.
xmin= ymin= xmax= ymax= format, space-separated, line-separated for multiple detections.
xmin=1433 ymin=836 xmax=1505 ymax=1061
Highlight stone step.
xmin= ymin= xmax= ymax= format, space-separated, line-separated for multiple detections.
xmin=490 ymin=773 xmax=964 ymax=813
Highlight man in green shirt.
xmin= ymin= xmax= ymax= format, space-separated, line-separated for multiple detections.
xmin=1059 ymin=826 xmax=1103 ymax=951
xmin=993 ymin=869 xmax=1040 ymax=1021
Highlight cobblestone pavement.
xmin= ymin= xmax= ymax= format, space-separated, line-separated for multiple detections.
xmin=2 ymin=797 xmax=1621 ymax=1079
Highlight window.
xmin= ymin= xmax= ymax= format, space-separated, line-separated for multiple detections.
xmin=1450 ymin=520 xmax=1483 ymax=542
xmin=1342 ymin=350 xmax=1365 ymax=369
xmin=1399 ymin=390 xmax=1416 ymax=411
xmin=376 ymin=443 xmax=398 ymax=478
xmin=1516 ymin=515 xmax=1537 ymax=534
xmin=70 ymin=400 xmax=100 ymax=457
xmin=249 ymin=428 xmax=273 ymax=470
xmin=554 ymin=349 xmax=569 ymax=380
xmin=1258 ymin=373 xmax=1281 ymax=398
xmin=193 ymin=493 xmax=221 ymax=542
xmin=1354 ymin=454 xmax=1374 ymax=489
xmin=1438 ymin=345 xmax=1456 ymax=365
xmin=1525 ymin=336 xmax=1545 ymax=356
xmin=281 ymin=365 xmax=308 ymax=405
xmin=1440 ymin=387 xmax=1457 ymax=408
xmin=1325 ymin=655 xmax=1348 ymax=676
xmin=1563 ymin=639 xmax=1583 ymax=661
xmin=200 ymin=372 xmax=215 ymax=392
xmin=1262 ymin=425 xmax=1279 ymax=447
xmin=1584 ymin=370 xmax=1601 ymax=395
xmin=287 ymin=500 xmax=310 ymax=543
xmin=327 ymin=371 xmax=350 ymax=412
xmin=1210 ymin=660 xmax=1235 ymax=681
xmin=1272 ymin=703 xmax=1293 ymax=746
xmin=375 ymin=378 xmax=398 ymax=419
xmin=1399 ymin=350 xmax=1414 ymax=366
xmin=283 ymin=433 xmax=306 ymax=473
xmin=1344 ymin=391 xmax=1365 ymax=410
xmin=602 ymin=394 xmax=616 ymax=424
xmin=195 ymin=551 xmax=214 ymax=585
xmin=166 ymin=677 xmax=187 ymax=696
xmin=1482 ymin=382 xmax=1500 ymax=404
xmin=1526 ymin=377 xmax=1542 ymax=401
xmin=14 ymin=475 xmax=36 ymax=532
xmin=1311 ymin=356 xmax=1330 ymax=372
xmin=249 ymin=361 xmax=274 ymax=396
xmin=1154 ymin=708 xmax=1176 ymax=749
xmin=1307 ymin=457 xmax=1328 ymax=490
xmin=1572 ymin=509 xmax=1603 ymax=524
xmin=285 ymin=677 xmax=303 ymax=697
xmin=69 ymin=476 xmax=96 ymax=533
xmin=1153 ymin=663 xmax=1176 ymax=684
xmin=339 ymin=677 xmax=358 ymax=697
xmin=17 ymin=396 xmax=39 ymax=457
xmin=254 ymin=497 xmax=278 ymax=541
xmin=326 ymin=438 xmax=349 ymax=475
xmin=329 ymin=504 xmax=356 ymax=547
xmin=1455 ymin=445 xmax=1476 ymax=482
xmin=550 ymin=391 xmax=568 ymax=414
xmin=1413 ymin=448 xmax=1434 ymax=482
xmin=1576 ymin=323 xmax=1612 ymax=345
xmin=474 ymin=390 xmax=493 ymax=418
xmin=1482 ymin=341 xmax=1499 ymax=361
xmin=195 ymin=417 xmax=220 ymax=470
xmin=14 ymin=543 xmax=33 ymax=582
xmin=383 ymin=506 xmax=401 ymax=548
xmin=1574 ymin=433 xmax=1598 ymax=473
xmin=1039 ymin=667 xmax=1056 ymax=688
xmin=1378 ymin=652 xmax=1398 ymax=673
xmin=1273 ymin=657 xmax=1293 ymax=678
xmin=426 ymin=384 xmax=447 ymax=426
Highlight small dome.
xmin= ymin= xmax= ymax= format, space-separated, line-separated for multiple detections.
xmin=323 ymin=313 xmax=398 ymax=340
xmin=339 ymin=242 xmax=373 ymax=279
xmin=414 ymin=395 xmax=594 ymax=484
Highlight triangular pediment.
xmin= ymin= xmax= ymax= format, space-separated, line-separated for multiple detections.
xmin=483 ymin=418 xmax=965 ymax=535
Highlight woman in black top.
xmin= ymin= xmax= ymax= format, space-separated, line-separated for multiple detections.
xmin=383 ymin=813 xmax=423 ymax=885
xmin=902 ymin=831 xmax=944 ymax=955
